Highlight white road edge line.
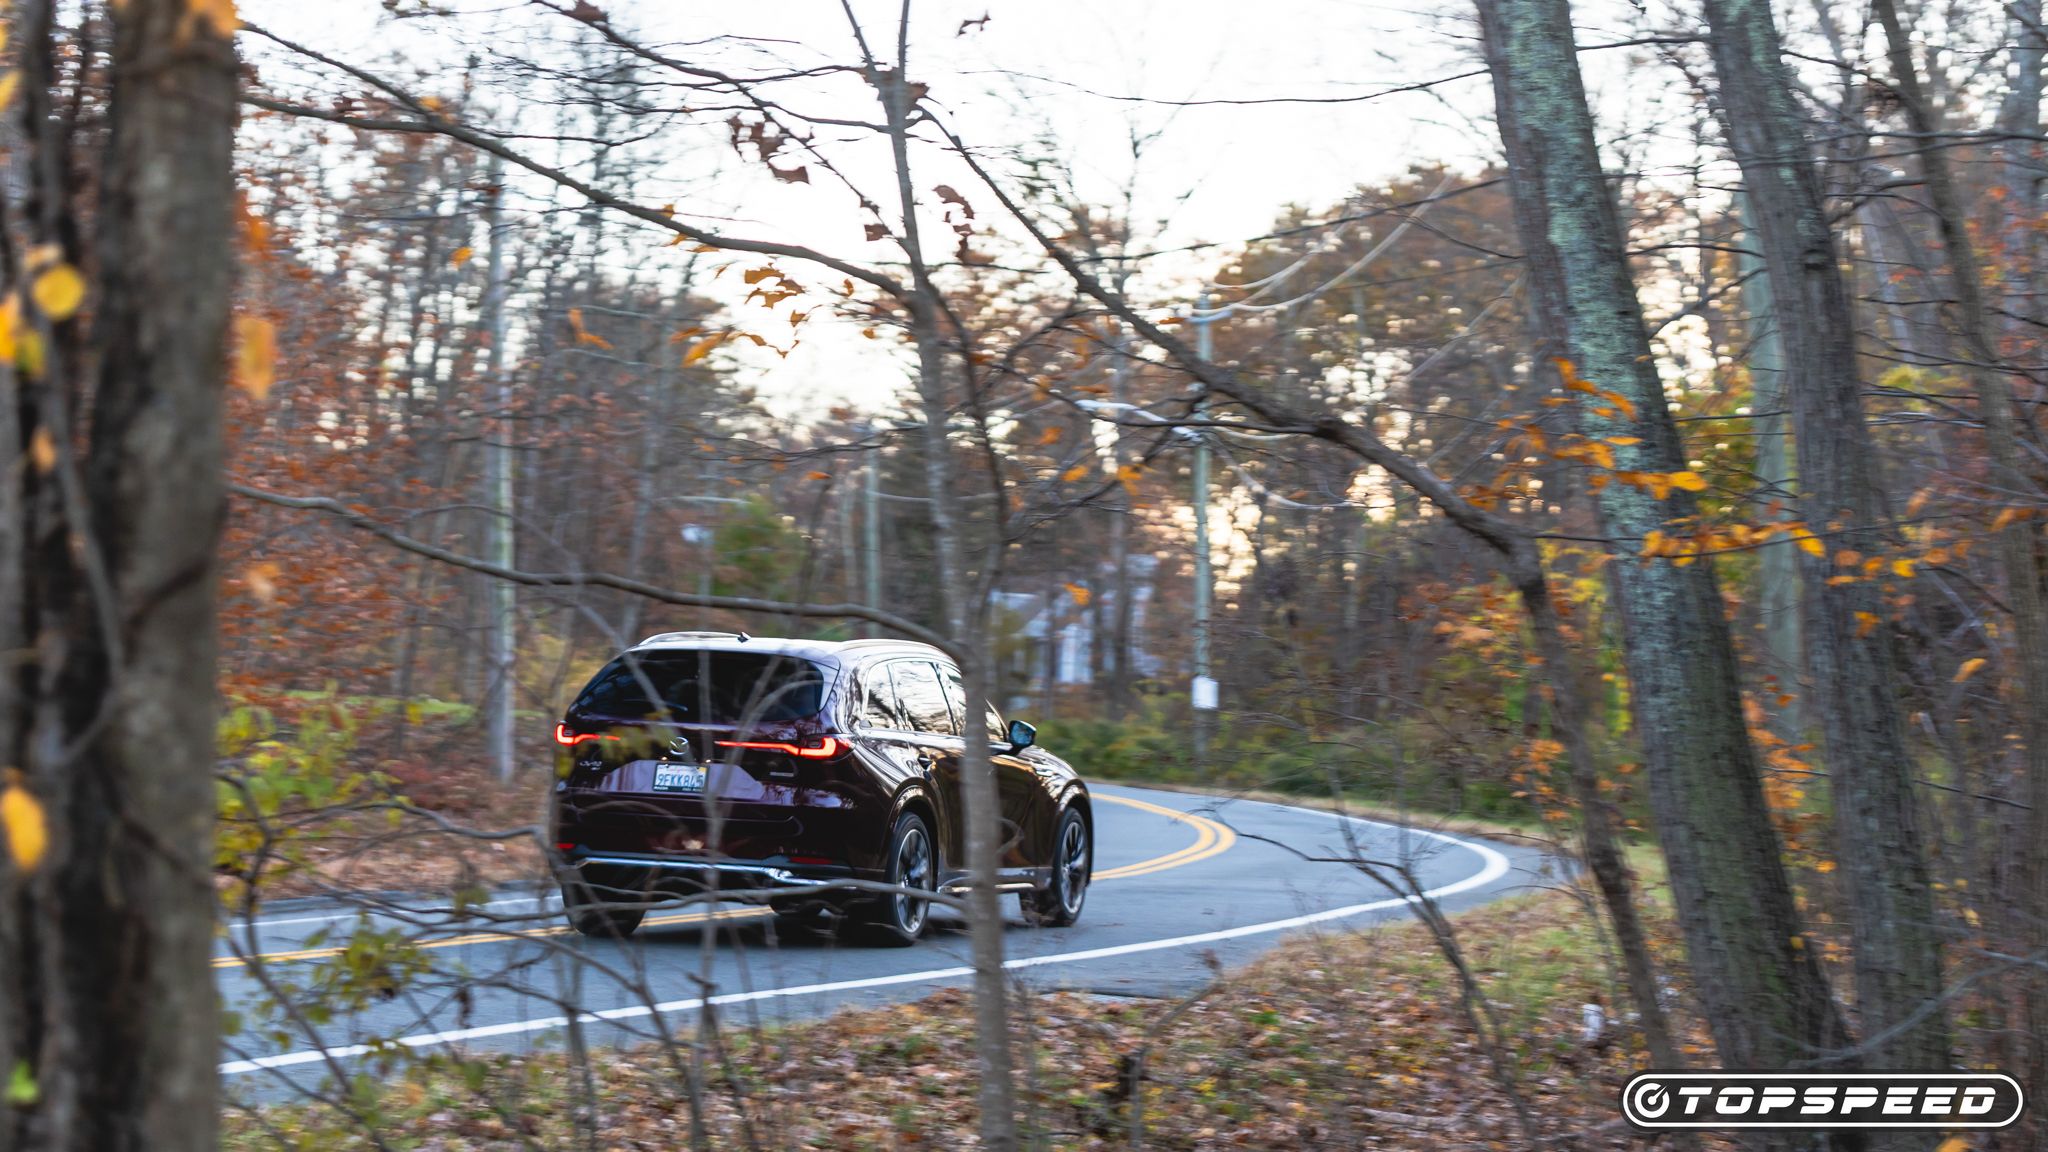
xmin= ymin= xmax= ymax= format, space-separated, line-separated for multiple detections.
xmin=219 ymin=803 xmax=1513 ymax=1076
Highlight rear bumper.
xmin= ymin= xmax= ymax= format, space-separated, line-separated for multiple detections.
xmin=553 ymin=784 xmax=887 ymax=873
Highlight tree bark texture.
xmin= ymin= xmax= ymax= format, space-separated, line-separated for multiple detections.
xmin=1474 ymin=0 xmax=1854 ymax=1097
xmin=1701 ymin=0 xmax=1949 ymax=1070
xmin=4 ymin=2 xmax=236 ymax=1149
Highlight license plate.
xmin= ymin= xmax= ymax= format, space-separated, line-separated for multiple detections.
xmin=652 ymin=763 xmax=706 ymax=794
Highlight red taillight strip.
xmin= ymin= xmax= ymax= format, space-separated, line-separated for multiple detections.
xmin=553 ymin=723 xmax=621 ymax=747
xmin=714 ymin=736 xmax=843 ymax=759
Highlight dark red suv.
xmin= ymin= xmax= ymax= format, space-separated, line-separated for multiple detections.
xmin=549 ymin=633 xmax=1092 ymax=944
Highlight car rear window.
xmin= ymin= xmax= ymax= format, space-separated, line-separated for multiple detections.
xmin=570 ymin=651 xmax=827 ymax=724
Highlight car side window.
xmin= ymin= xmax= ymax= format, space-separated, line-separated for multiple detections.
xmin=857 ymin=664 xmax=906 ymax=730
xmin=940 ymin=664 xmax=1006 ymax=744
xmin=890 ymin=660 xmax=956 ymax=737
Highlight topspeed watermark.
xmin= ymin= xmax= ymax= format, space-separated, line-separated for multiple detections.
xmin=1621 ymin=1073 xmax=2025 ymax=1129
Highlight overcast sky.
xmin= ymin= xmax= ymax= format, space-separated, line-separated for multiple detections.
xmin=246 ymin=0 xmax=1662 ymax=414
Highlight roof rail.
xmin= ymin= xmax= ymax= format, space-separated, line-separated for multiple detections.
xmin=636 ymin=630 xmax=748 ymax=646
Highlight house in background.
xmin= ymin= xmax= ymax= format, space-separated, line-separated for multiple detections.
xmin=989 ymin=555 xmax=1161 ymax=714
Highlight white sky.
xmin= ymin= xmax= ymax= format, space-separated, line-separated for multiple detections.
xmin=247 ymin=0 xmax=1668 ymax=415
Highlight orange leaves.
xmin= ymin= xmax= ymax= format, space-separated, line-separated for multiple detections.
xmin=1060 ymin=463 xmax=1092 ymax=483
xmin=1063 ymin=583 xmax=1091 ymax=607
xmin=233 ymin=315 xmax=278 ymax=401
xmin=1551 ymin=358 xmax=1636 ymax=421
xmin=450 ymin=246 xmax=474 ymax=269
xmin=741 ymin=265 xmax=807 ymax=310
xmin=567 ymin=307 xmax=612 ymax=350
xmin=244 ymin=561 xmax=282 ymax=604
xmin=680 ymin=332 xmax=726 ymax=364
xmin=1953 ymin=658 xmax=1988 ymax=684
xmin=27 ymin=428 xmax=55 ymax=475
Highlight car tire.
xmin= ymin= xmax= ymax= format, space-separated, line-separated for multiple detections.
xmin=853 ymin=811 xmax=937 ymax=946
xmin=561 ymin=868 xmax=647 ymax=939
xmin=1022 ymin=807 xmax=1090 ymax=928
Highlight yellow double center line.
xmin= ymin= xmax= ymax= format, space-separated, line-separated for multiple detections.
xmin=214 ymin=793 xmax=1234 ymax=971
xmin=1093 ymin=793 xmax=1236 ymax=880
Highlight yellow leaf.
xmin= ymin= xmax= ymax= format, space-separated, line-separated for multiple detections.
xmin=1890 ymin=557 xmax=1916 ymax=578
xmin=1115 ymin=463 xmax=1142 ymax=494
xmin=1936 ymin=1138 xmax=1971 ymax=1152
xmin=1855 ymin=611 xmax=1879 ymax=638
xmin=0 ymin=73 xmax=19 ymax=113
xmin=30 ymin=264 xmax=86 ymax=322
xmin=450 ymin=246 xmax=474 ymax=268
xmin=1953 ymin=657 xmax=1988 ymax=684
xmin=1060 ymin=464 xmax=1091 ymax=483
xmin=245 ymin=561 xmax=280 ymax=604
xmin=1815 ymin=860 xmax=1836 ymax=873
xmin=1 ymin=776 xmax=47 ymax=872
xmin=1795 ymin=533 xmax=1825 ymax=557
xmin=1668 ymin=470 xmax=1708 ymax=492
xmin=185 ymin=0 xmax=238 ymax=38
xmin=1993 ymin=507 xmax=2023 ymax=531
xmin=233 ymin=315 xmax=277 ymax=401
xmin=28 ymin=427 xmax=54 ymax=474
xmin=1063 ymin=582 xmax=1091 ymax=607
xmin=0 ymin=295 xmax=18 ymax=362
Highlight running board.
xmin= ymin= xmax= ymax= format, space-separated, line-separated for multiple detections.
xmin=942 ymin=881 xmax=1036 ymax=895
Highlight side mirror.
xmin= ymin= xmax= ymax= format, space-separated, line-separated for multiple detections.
xmin=1006 ymin=719 xmax=1037 ymax=754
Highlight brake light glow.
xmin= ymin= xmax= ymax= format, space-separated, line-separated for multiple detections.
xmin=715 ymin=735 xmax=844 ymax=759
xmin=554 ymin=723 xmax=620 ymax=747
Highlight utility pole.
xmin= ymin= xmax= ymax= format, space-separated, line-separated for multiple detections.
xmin=1191 ymin=296 xmax=1217 ymax=763
xmin=864 ymin=428 xmax=883 ymax=637
xmin=481 ymin=154 xmax=518 ymax=783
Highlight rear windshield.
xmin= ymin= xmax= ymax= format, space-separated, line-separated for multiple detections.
xmin=570 ymin=651 xmax=827 ymax=724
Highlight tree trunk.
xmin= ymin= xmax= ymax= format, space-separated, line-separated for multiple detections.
xmin=5 ymin=3 xmax=236 ymax=1149
xmin=1871 ymin=0 xmax=2048 ymax=1108
xmin=1731 ymin=194 xmax=1804 ymax=745
xmin=1702 ymin=0 xmax=1949 ymax=1071
xmin=1474 ymin=0 xmax=1853 ymax=1099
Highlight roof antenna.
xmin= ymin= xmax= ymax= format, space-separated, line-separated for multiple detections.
xmin=736 ymin=631 xmax=751 ymax=642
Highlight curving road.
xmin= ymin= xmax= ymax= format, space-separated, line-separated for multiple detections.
xmin=216 ymin=784 xmax=1554 ymax=1095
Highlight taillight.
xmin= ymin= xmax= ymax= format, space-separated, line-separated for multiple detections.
xmin=554 ymin=723 xmax=620 ymax=747
xmin=714 ymin=735 xmax=845 ymax=759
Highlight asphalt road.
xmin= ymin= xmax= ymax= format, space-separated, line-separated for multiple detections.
xmin=217 ymin=784 xmax=1555 ymax=1098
